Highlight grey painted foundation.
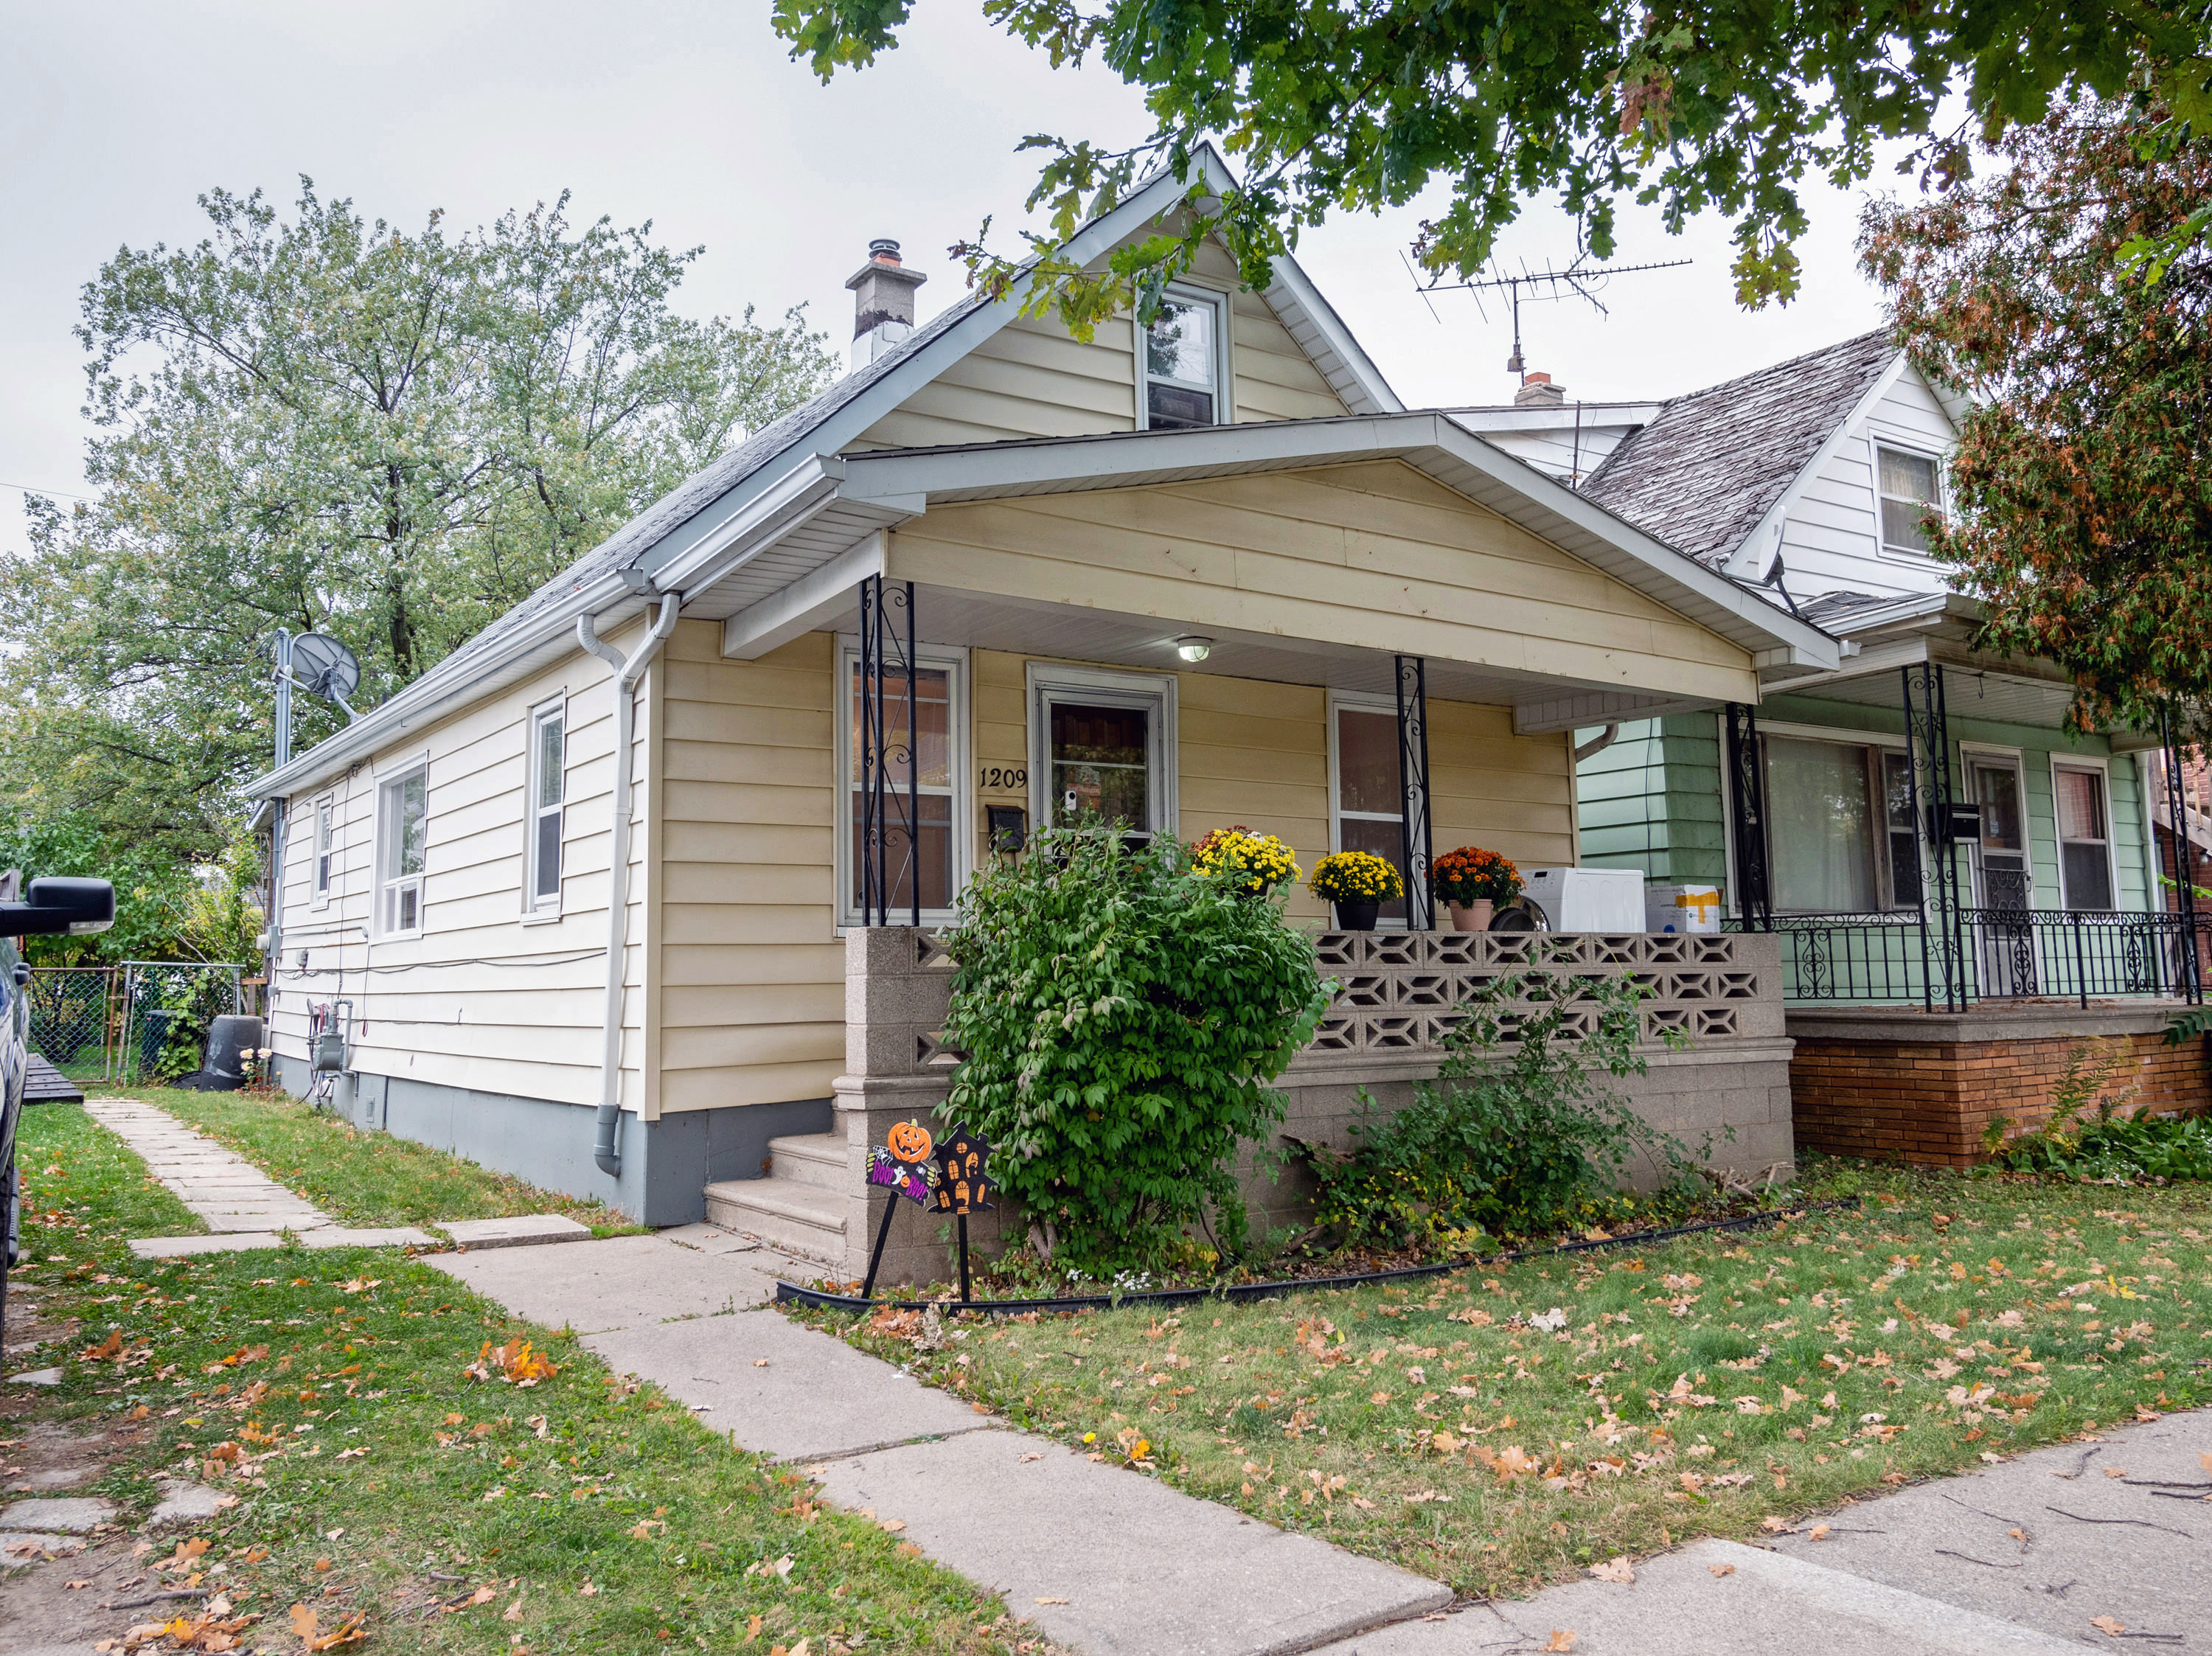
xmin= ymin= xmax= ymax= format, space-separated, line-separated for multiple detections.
xmin=272 ymin=1055 xmax=829 ymax=1226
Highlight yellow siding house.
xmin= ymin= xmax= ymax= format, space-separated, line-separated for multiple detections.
xmin=251 ymin=147 xmax=1836 ymax=1223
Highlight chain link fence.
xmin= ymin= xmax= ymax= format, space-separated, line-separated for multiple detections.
xmin=27 ymin=967 xmax=119 ymax=1080
xmin=116 ymin=963 xmax=246 ymax=1085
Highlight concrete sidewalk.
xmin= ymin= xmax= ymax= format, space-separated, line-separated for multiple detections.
xmin=434 ymin=1227 xmax=2211 ymax=1656
xmin=431 ymin=1229 xmax=1453 ymax=1655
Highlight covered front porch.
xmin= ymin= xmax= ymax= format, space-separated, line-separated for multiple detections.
xmin=1706 ymin=593 xmax=2211 ymax=1163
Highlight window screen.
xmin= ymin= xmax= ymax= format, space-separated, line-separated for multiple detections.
xmin=1879 ymin=448 xmax=1941 ymax=554
xmin=2055 ymin=767 xmax=2114 ymax=911
xmin=1333 ymin=705 xmax=1408 ymax=924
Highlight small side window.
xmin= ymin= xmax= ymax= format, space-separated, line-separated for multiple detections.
xmin=1140 ymin=288 xmax=1226 ymax=431
xmin=1878 ymin=447 xmax=1943 ymax=554
xmin=379 ymin=768 xmax=428 ymax=936
xmin=527 ymin=703 xmax=566 ymax=911
xmin=312 ymin=798 xmax=335 ymax=907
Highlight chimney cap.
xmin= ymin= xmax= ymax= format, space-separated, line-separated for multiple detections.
xmin=1513 ymin=372 xmax=1566 ymax=408
xmin=868 ymin=237 xmax=902 ymax=263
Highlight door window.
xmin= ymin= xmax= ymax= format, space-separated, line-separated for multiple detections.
xmin=1050 ymin=703 xmax=1152 ymax=831
xmin=1969 ymin=759 xmax=2031 ymax=909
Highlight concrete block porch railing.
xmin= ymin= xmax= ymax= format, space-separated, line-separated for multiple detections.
xmin=707 ymin=928 xmax=1796 ymax=1284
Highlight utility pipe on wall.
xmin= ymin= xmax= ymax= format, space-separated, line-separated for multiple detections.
xmin=577 ymin=591 xmax=682 ymax=1177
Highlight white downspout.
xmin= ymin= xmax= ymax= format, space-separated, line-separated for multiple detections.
xmin=576 ymin=591 xmax=681 ymax=1177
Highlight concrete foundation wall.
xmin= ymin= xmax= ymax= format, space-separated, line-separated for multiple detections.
xmin=273 ymin=1054 xmax=830 ymax=1227
xmin=1787 ymin=1004 xmax=2211 ymax=1168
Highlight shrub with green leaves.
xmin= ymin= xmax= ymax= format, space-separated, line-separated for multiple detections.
xmin=1305 ymin=972 xmax=1700 ymax=1248
xmin=941 ymin=825 xmax=1334 ymax=1271
xmin=1981 ymin=1038 xmax=2212 ymax=1182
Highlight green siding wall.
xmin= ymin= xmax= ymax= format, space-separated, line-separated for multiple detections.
xmin=1573 ymin=696 xmax=2157 ymax=914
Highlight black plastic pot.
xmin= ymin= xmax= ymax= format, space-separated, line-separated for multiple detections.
xmin=1332 ymin=899 xmax=1380 ymax=930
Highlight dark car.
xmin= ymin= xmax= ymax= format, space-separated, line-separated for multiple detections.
xmin=2 ymin=876 xmax=116 ymax=1344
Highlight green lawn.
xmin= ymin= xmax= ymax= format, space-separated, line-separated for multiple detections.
xmin=9 ymin=1102 xmax=1036 ymax=1655
xmin=815 ymin=1161 xmax=2212 ymax=1601
xmin=105 ymin=1085 xmax=634 ymax=1232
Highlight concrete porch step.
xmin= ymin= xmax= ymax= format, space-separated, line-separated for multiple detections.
xmin=703 ymin=1177 xmax=846 ymax=1267
xmin=765 ymin=1132 xmax=849 ymax=1193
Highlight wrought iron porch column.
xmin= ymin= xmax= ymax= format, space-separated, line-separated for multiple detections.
xmin=1902 ymin=663 xmax=1966 ymax=1012
xmin=1722 ymin=703 xmax=1772 ymax=930
xmin=856 ymin=576 xmax=919 ymax=928
xmin=2159 ymin=705 xmax=2203 ymax=1003
xmin=1394 ymin=655 xmax=1435 ymax=930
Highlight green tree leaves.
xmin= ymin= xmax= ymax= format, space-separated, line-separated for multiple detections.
xmin=776 ymin=0 xmax=2212 ymax=323
xmin=1 ymin=183 xmax=838 ymax=857
xmin=1860 ymin=95 xmax=2212 ymax=740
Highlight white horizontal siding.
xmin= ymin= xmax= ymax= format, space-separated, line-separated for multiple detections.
xmin=1778 ymin=363 xmax=1956 ymax=603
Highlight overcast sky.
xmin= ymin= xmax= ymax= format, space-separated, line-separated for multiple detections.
xmin=2 ymin=0 xmax=1913 ymax=560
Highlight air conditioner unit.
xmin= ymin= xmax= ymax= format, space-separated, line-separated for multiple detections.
xmin=1522 ymin=868 xmax=1646 ymax=933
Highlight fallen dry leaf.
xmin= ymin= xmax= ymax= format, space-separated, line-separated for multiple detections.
xmin=879 ymin=1518 xmax=905 ymax=1533
xmin=2103 ymin=1467 xmax=2126 ymax=1478
xmin=745 ymin=1614 xmax=765 ymax=1639
xmin=754 ymin=1358 xmax=770 ymax=1368
xmin=576 ymin=1582 xmax=598 ymax=1597
xmin=1587 ymin=1558 xmax=1635 ymax=1584
xmin=1709 ymin=1563 xmax=1736 ymax=1577
xmin=1034 ymin=1596 xmax=1071 ymax=1605
xmin=1809 ymin=1524 xmax=1832 ymax=1542
xmin=2091 ymin=1616 xmax=2126 ymax=1636
xmin=468 ymin=1586 xmax=496 ymax=1605
xmin=65 ymin=1579 xmax=89 ymax=1590
xmin=1018 ymin=1453 xmax=1043 ymax=1464
xmin=1543 ymin=1632 xmax=1577 ymax=1652
xmin=503 ymin=1598 xmax=525 ymax=1623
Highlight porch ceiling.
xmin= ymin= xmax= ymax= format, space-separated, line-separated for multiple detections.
xmin=790 ymin=581 xmax=1723 ymax=715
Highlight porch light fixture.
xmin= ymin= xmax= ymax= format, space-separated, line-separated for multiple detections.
xmin=1175 ymin=636 xmax=1213 ymax=664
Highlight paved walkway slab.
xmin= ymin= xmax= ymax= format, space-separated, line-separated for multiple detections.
xmin=584 ymin=1311 xmax=990 ymax=1464
xmin=814 ymin=1429 xmax=1451 ymax=1655
xmin=426 ymin=1234 xmax=780 ymax=1334
xmin=439 ymin=1214 xmax=590 ymax=1249
xmin=84 ymin=1097 xmax=329 ymax=1233
xmin=1311 ymin=1538 xmax=2090 ymax=1656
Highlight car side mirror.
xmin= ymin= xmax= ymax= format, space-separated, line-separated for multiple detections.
xmin=2 ymin=877 xmax=116 ymax=937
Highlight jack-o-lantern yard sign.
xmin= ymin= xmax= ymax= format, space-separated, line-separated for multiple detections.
xmin=860 ymin=1118 xmax=994 ymax=1303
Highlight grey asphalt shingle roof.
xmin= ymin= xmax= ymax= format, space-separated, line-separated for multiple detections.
xmin=1582 ymin=330 xmax=1895 ymax=571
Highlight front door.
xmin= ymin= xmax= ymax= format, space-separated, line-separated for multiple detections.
xmin=1969 ymin=756 xmax=2037 ymax=995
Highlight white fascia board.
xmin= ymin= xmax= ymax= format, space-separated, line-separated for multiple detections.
xmin=1447 ymin=405 xmax=1664 ymax=433
xmin=1722 ymin=349 xmax=1912 ymax=582
xmin=722 ymin=532 xmax=891 ymax=660
xmin=1773 ymin=633 xmax=1934 ymax=697
xmin=839 ymin=413 xmax=1840 ymax=667
xmin=653 ymin=455 xmax=847 ymax=598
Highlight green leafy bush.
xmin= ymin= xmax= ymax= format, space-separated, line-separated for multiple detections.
xmin=1304 ymin=972 xmax=1699 ymax=1249
xmin=1981 ymin=1039 xmax=2212 ymax=1182
xmin=941 ymin=825 xmax=1335 ymax=1271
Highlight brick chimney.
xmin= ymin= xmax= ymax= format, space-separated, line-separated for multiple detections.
xmin=846 ymin=238 xmax=928 ymax=369
xmin=1513 ymin=371 xmax=1565 ymax=408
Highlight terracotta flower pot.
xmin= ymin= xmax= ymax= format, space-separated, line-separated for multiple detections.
xmin=1447 ymin=898 xmax=1495 ymax=933
xmin=1332 ymin=900 xmax=1381 ymax=931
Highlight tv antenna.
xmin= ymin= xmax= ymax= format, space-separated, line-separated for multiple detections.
xmin=1414 ymin=254 xmax=1691 ymax=374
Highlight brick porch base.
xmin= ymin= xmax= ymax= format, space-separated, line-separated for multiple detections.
xmin=1786 ymin=1003 xmax=2211 ymax=1167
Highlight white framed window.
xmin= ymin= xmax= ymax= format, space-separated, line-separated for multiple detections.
xmin=1877 ymin=446 xmax=1944 ymax=556
xmin=1327 ymin=692 xmax=1409 ymax=927
xmin=1138 ymin=285 xmax=1229 ymax=431
xmin=376 ymin=763 xmax=428 ymax=936
xmin=525 ymin=698 xmax=566 ymax=915
xmin=311 ymin=796 xmax=335 ymax=908
xmin=2053 ymin=759 xmax=2117 ymax=911
xmin=836 ymin=642 xmax=970 ymax=927
xmin=1027 ymin=663 xmax=1177 ymax=841
xmin=1745 ymin=726 xmax=1920 ymax=914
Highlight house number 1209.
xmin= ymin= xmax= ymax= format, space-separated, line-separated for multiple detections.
xmin=980 ymin=767 xmax=1027 ymax=790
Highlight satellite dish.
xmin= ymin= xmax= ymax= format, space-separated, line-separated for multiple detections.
xmin=291 ymin=633 xmax=361 ymax=706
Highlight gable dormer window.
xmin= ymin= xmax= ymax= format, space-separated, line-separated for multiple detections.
xmin=1877 ymin=447 xmax=1944 ymax=555
xmin=1141 ymin=287 xmax=1226 ymax=430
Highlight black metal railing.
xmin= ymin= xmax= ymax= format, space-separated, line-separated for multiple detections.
xmin=1733 ymin=908 xmax=2212 ymax=1009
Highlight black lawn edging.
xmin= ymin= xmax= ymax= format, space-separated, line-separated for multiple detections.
xmin=773 ymin=1196 xmax=1865 ymax=1317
